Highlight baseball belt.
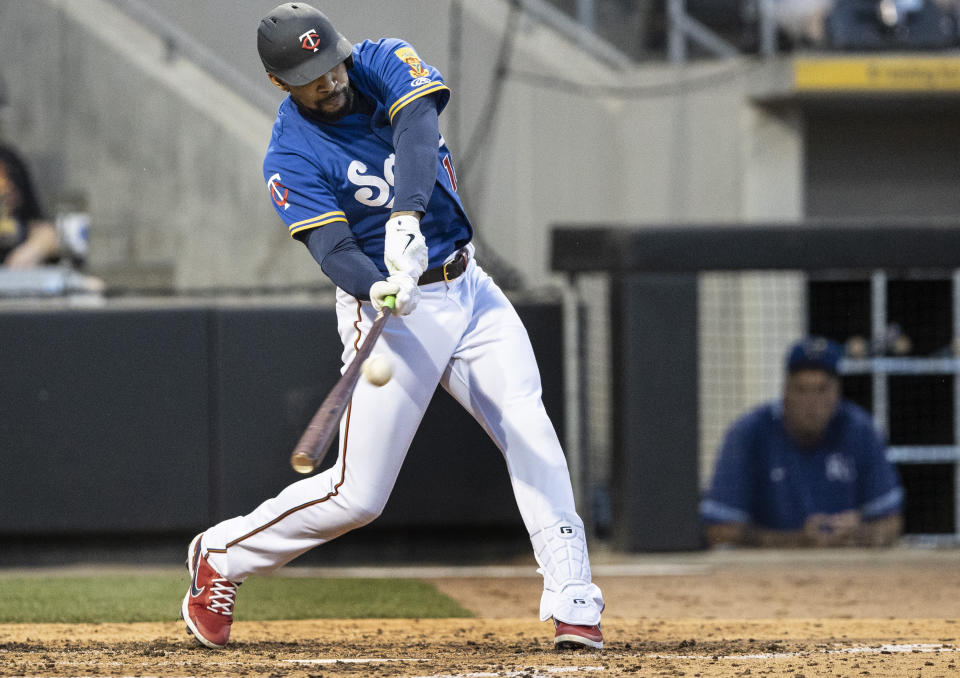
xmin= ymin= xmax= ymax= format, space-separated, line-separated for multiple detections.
xmin=417 ymin=248 xmax=469 ymax=285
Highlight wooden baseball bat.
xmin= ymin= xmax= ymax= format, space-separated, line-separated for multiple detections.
xmin=290 ymin=296 xmax=395 ymax=474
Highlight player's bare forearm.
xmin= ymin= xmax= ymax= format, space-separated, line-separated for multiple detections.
xmin=3 ymin=221 xmax=59 ymax=268
xmin=705 ymin=522 xmax=746 ymax=547
xmin=743 ymin=525 xmax=813 ymax=548
xmin=855 ymin=513 xmax=903 ymax=547
xmin=706 ymin=521 xmax=851 ymax=548
xmin=803 ymin=511 xmax=862 ymax=547
xmin=706 ymin=522 xmax=807 ymax=548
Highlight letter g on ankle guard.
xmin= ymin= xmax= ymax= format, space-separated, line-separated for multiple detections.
xmin=530 ymin=515 xmax=604 ymax=625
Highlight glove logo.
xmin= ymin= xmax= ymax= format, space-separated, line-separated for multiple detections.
xmin=559 ymin=525 xmax=575 ymax=538
xmin=299 ymin=29 xmax=321 ymax=52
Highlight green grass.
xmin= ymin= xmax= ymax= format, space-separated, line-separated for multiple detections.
xmin=0 ymin=575 xmax=473 ymax=623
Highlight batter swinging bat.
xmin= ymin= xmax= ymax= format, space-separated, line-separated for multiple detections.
xmin=290 ymin=296 xmax=395 ymax=474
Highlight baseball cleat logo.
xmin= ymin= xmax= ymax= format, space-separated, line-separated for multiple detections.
xmin=267 ymin=173 xmax=290 ymax=210
xmin=299 ymin=29 xmax=321 ymax=52
xmin=189 ymin=541 xmax=205 ymax=597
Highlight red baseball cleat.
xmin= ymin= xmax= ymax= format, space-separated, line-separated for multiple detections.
xmin=180 ymin=533 xmax=238 ymax=649
xmin=554 ymin=619 xmax=603 ymax=650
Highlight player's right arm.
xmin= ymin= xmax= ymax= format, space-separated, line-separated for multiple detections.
xmin=851 ymin=406 xmax=904 ymax=546
xmin=298 ymin=222 xmax=383 ymax=300
xmin=264 ymin=145 xmax=385 ymax=300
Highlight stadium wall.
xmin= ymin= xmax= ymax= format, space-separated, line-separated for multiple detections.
xmin=0 ymin=0 xmax=787 ymax=292
xmin=0 ymin=300 xmax=563 ymax=542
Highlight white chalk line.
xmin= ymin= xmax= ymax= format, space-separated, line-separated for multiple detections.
xmin=404 ymin=668 xmax=605 ymax=678
xmin=284 ymin=659 xmax=606 ymax=677
xmin=651 ymin=642 xmax=960 ymax=660
xmin=287 ymin=657 xmax=425 ymax=664
xmin=277 ymin=562 xmax=709 ymax=578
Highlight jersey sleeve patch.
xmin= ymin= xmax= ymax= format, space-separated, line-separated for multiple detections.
xmin=393 ymin=46 xmax=429 ymax=78
xmin=288 ymin=210 xmax=348 ymax=237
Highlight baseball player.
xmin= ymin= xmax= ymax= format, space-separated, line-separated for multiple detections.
xmin=700 ymin=337 xmax=905 ymax=547
xmin=181 ymin=2 xmax=604 ymax=651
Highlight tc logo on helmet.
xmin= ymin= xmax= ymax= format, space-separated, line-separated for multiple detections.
xmin=299 ymin=29 xmax=321 ymax=52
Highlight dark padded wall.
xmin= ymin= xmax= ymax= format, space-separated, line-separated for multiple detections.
xmin=0 ymin=309 xmax=211 ymax=533
xmin=210 ymin=307 xmax=343 ymax=523
xmin=0 ymin=302 xmax=563 ymax=538
xmin=213 ymin=303 xmax=562 ymax=529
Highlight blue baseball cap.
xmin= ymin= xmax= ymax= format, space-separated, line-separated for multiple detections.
xmin=786 ymin=337 xmax=842 ymax=376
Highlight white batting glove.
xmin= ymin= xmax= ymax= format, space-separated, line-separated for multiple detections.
xmin=369 ymin=275 xmax=421 ymax=316
xmin=384 ymin=214 xmax=429 ymax=279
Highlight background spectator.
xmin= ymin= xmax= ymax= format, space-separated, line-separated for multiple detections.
xmin=700 ymin=337 xmax=904 ymax=548
xmin=777 ymin=0 xmax=836 ymax=47
xmin=0 ymin=73 xmax=59 ymax=269
xmin=0 ymin=144 xmax=60 ymax=268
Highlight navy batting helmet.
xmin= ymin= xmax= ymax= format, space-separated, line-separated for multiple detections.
xmin=257 ymin=3 xmax=352 ymax=86
xmin=786 ymin=337 xmax=842 ymax=376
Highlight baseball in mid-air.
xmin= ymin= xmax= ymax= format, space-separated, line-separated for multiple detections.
xmin=362 ymin=354 xmax=394 ymax=386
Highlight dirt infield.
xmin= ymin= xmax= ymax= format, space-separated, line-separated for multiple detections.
xmin=1 ymin=548 xmax=958 ymax=677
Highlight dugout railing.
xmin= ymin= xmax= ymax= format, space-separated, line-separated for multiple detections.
xmin=552 ymin=221 xmax=960 ymax=552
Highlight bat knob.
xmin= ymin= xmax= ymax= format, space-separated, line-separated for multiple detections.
xmin=290 ymin=450 xmax=315 ymax=474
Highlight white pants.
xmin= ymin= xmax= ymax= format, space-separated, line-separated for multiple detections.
xmin=203 ymin=252 xmax=603 ymax=625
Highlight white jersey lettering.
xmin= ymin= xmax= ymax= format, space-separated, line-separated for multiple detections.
xmin=347 ymin=157 xmax=395 ymax=209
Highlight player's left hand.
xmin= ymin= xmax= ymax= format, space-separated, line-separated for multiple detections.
xmin=387 ymin=274 xmax=420 ymax=315
xmin=370 ymin=275 xmax=420 ymax=316
xmin=804 ymin=511 xmax=861 ymax=546
xmin=384 ymin=214 xmax=429 ymax=279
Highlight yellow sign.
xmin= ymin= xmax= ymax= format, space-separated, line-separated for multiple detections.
xmin=794 ymin=56 xmax=960 ymax=92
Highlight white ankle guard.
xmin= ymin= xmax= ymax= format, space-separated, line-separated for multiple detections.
xmin=530 ymin=515 xmax=604 ymax=625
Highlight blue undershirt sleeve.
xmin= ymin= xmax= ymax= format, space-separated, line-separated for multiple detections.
xmin=298 ymin=222 xmax=384 ymax=300
xmin=856 ymin=421 xmax=904 ymax=519
xmin=391 ymin=96 xmax=440 ymax=214
xmin=700 ymin=416 xmax=757 ymax=525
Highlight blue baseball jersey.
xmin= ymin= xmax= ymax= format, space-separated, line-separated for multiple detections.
xmin=700 ymin=400 xmax=904 ymax=530
xmin=263 ymin=38 xmax=472 ymax=275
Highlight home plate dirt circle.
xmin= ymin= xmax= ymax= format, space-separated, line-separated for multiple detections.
xmin=1 ymin=618 xmax=958 ymax=677
xmin=1 ymin=551 xmax=958 ymax=677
